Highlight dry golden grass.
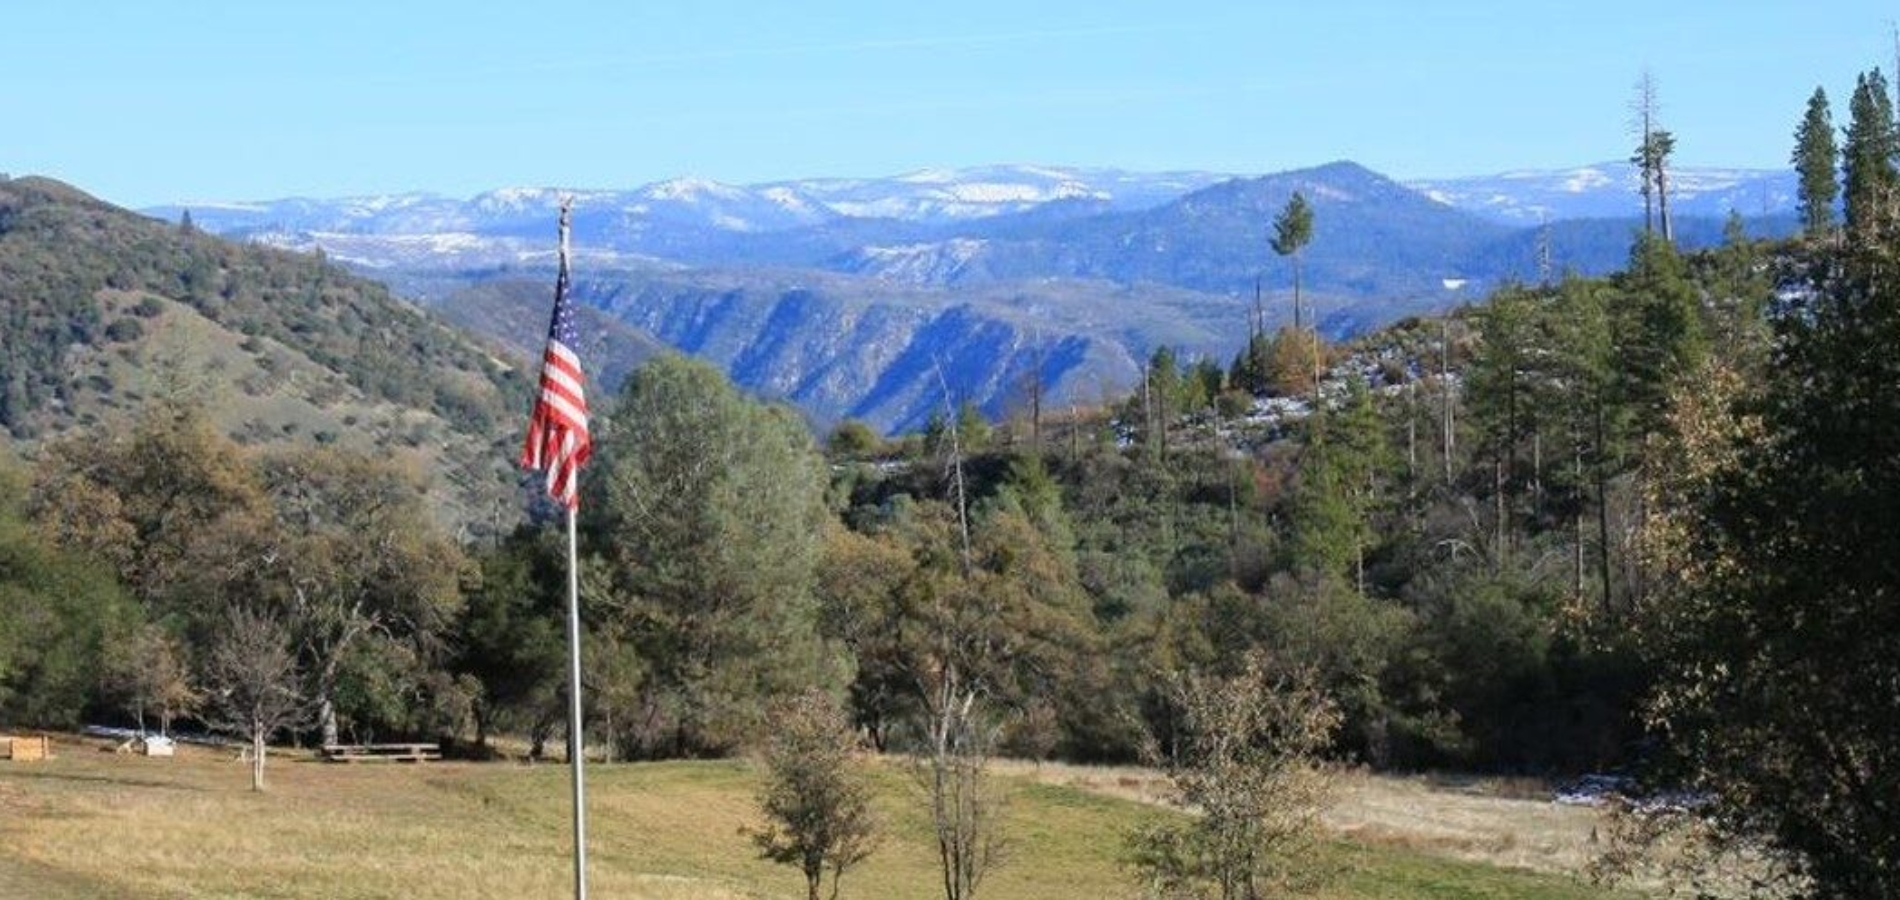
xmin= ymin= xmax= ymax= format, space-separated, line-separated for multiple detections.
xmin=1001 ymin=760 xmax=1611 ymax=879
xmin=0 ymin=736 xmax=1624 ymax=899
xmin=1325 ymin=770 xmax=1608 ymax=876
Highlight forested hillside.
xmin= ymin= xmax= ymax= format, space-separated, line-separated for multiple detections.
xmin=0 ymin=176 xmax=529 ymax=532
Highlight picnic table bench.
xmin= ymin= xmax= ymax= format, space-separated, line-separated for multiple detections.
xmin=320 ymin=742 xmax=441 ymax=763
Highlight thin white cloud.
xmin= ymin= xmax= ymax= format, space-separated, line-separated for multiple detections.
xmin=521 ymin=23 xmax=1192 ymax=71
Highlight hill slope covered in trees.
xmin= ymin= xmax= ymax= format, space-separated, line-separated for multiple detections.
xmin=0 ymin=175 xmax=536 ymax=533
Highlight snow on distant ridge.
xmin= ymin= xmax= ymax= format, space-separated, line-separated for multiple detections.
xmin=1408 ymin=162 xmax=1796 ymax=225
xmin=640 ymin=177 xmax=751 ymax=202
xmin=849 ymin=238 xmax=990 ymax=285
xmin=1560 ymin=168 xmax=1615 ymax=193
xmin=157 ymin=165 xmax=1232 ymax=243
xmin=942 ymin=181 xmax=1102 ymax=204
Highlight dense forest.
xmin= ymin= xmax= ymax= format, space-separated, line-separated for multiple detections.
xmin=4 ymin=71 xmax=1899 ymax=897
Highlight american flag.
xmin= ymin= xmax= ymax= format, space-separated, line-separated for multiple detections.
xmin=520 ymin=205 xmax=591 ymax=508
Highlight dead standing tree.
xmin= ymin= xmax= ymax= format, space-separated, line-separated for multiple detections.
xmin=916 ymin=580 xmax=1009 ymax=900
xmin=1630 ymin=70 xmax=1676 ymax=244
xmin=916 ymin=362 xmax=1008 ymax=900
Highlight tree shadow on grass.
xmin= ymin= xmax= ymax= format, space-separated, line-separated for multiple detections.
xmin=0 ymin=854 xmax=146 ymax=900
xmin=1 ymin=769 xmax=208 ymax=792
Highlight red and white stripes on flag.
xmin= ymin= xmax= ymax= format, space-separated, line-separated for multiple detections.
xmin=521 ymin=205 xmax=590 ymax=508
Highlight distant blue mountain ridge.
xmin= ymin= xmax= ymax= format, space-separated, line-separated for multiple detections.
xmin=147 ymin=159 xmax=1797 ymax=292
xmin=146 ymin=160 xmax=1798 ymax=431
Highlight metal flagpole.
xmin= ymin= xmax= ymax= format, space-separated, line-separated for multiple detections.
xmin=566 ymin=505 xmax=588 ymax=899
xmin=558 ymin=201 xmax=589 ymax=900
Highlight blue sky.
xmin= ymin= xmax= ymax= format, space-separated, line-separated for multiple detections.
xmin=4 ymin=1 xmax=1894 ymax=207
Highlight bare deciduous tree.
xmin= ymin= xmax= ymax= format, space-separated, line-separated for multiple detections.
xmin=203 ymin=607 xmax=304 ymax=792
xmin=1129 ymin=651 xmax=1340 ymax=900
xmin=918 ymin=659 xmax=1006 ymax=900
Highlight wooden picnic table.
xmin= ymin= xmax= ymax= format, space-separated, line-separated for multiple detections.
xmin=319 ymin=742 xmax=441 ymax=763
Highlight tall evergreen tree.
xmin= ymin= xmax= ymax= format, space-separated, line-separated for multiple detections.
xmin=1271 ymin=193 xmax=1318 ymax=402
xmin=1652 ymin=129 xmax=1677 ymax=244
xmin=1467 ymin=285 xmax=1541 ymax=559
xmin=1709 ymin=212 xmax=1774 ymax=358
xmin=1271 ymin=193 xmax=1315 ymax=310
xmin=1147 ymin=346 xmax=1182 ymax=458
xmin=1229 ymin=331 xmax=1274 ymax=396
xmin=1289 ymin=378 xmax=1391 ymax=592
xmin=1793 ymin=86 xmax=1840 ymax=237
xmin=1615 ymin=234 xmax=1705 ymax=439
xmin=1643 ymin=232 xmax=1900 ymax=898
xmin=456 ymin=530 xmax=568 ymax=751
xmin=1547 ymin=277 xmax=1619 ymax=613
xmin=1632 ymin=129 xmax=1678 ymax=244
xmin=1842 ymin=69 xmax=1899 ymax=238
xmin=583 ymin=354 xmax=840 ymax=757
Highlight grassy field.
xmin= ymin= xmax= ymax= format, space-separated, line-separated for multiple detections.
xmin=0 ymin=736 xmax=1626 ymax=899
xmin=1010 ymin=761 xmax=1612 ymax=879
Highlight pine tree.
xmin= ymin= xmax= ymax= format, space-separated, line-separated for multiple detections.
xmin=1271 ymin=193 xmax=1318 ymax=402
xmin=1547 ymin=278 xmax=1621 ymax=615
xmin=583 ymin=354 xmax=838 ymax=757
xmin=1229 ymin=331 xmax=1274 ymax=395
xmin=1466 ymin=285 xmax=1540 ymax=561
xmin=1271 ymin=193 xmax=1315 ymax=308
xmin=1616 ymin=234 xmax=1705 ymax=439
xmin=1709 ymin=211 xmax=1773 ymax=357
xmin=1289 ymin=378 xmax=1391 ymax=593
xmin=1652 ymin=129 xmax=1676 ymax=244
xmin=1842 ymin=69 xmax=1899 ymax=239
xmin=1147 ymin=346 xmax=1182 ymax=458
xmin=1631 ymin=129 xmax=1678 ymax=245
xmin=1792 ymin=86 xmax=1840 ymax=237
xmin=1642 ymin=230 xmax=1900 ymax=897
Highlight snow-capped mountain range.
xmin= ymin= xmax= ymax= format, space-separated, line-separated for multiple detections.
xmin=159 ymin=160 xmax=1795 ymax=231
xmin=140 ymin=159 xmax=1800 ymax=432
xmin=1408 ymin=162 xmax=1797 ymax=226
xmin=151 ymin=160 xmax=1796 ymax=277
xmin=157 ymin=165 xmax=1232 ymax=240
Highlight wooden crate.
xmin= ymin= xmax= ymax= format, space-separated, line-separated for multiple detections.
xmin=0 ymin=734 xmax=50 ymax=761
